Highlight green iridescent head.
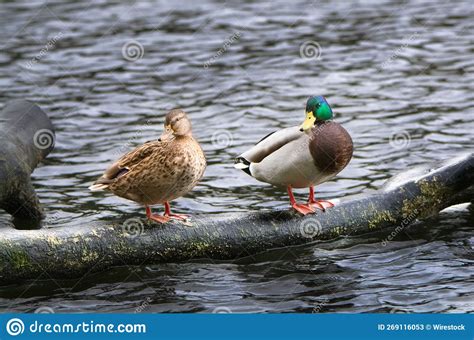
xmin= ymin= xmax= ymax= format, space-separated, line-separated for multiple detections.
xmin=300 ymin=96 xmax=333 ymax=131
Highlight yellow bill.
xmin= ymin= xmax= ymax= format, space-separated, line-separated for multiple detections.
xmin=299 ymin=111 xmax=316 ymax=131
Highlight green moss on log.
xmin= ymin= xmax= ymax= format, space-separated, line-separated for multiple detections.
xmin=367 ymin=210 xmax=397 ymax=230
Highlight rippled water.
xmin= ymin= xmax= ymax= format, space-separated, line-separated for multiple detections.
xmin=0 ymin=0 xmax=473 ymax=313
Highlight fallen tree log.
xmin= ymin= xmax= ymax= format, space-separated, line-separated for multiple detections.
xmin=0 ymin=100 xmax=55 ymax=225
xmin=0 ymin=153 xmax=472 ymax=283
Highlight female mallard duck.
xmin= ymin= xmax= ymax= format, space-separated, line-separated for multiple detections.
xmin=89 ymin=109 xmax=206 ymax=223
xmin=234 ymin=96 xmax=353 ymax=215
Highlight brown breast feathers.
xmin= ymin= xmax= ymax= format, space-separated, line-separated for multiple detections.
xmin=308 ymin=121 xmax=353 ymax=175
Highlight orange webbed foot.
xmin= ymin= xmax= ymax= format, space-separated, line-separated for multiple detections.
xmin=167 ymin=213 xmax=189 ymax=221
xmin=291 ymin=203 xmax=316 ymax=215
xmin=308 ymin=199 xmax=334 ymax=212
xmin=287 ymin=186 xmax=316 ymax=216
xmin=147 ymin=214 xmax=170 ymax=223
xmin=308 ymin=187 xmax=335 ymax=212
xmin=146 ymin=206 xmax=170 ymax=224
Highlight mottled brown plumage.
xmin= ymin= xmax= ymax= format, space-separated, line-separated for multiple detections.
xmin=90 ymin=109 xmax=206 ymax=223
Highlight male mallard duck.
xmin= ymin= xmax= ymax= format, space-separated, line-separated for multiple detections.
xmin=89 ymin=109 xmax=206 ymax=223
xmin=234 ymin=96 xmax=352 ymax=215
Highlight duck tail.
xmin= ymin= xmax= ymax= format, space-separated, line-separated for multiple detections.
xmin=234 ymin=157 xmax=252 ymax=175
xmin=89 ymin=166 xmax=127 ymax=192
xmin=88 ymin=176 xmax=114 ymax=191
xmin=88 ymin=183 xmax=109 ymax=191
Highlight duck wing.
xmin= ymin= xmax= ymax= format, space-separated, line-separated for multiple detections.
xmin=238 ymin=126 xmax=302 ymax=163
xmin=89 ymin=140 xmax=160 ymax=190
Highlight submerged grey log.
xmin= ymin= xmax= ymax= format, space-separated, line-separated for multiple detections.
xmin=0 ymin=153 xmax=472 ymax=283
xmin=0 ymin=100 xmax=55 ymax=224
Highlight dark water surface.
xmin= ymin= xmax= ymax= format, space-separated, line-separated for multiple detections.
xmin=0 ymin=0 xmax=473 ymax=313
